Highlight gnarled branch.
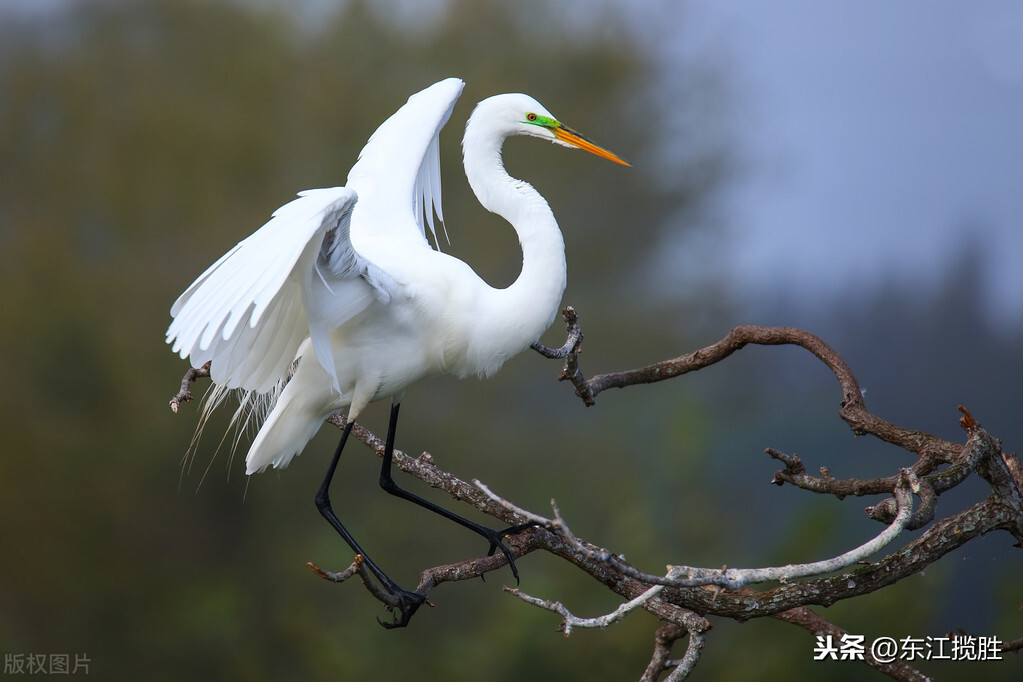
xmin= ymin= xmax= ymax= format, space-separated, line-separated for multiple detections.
xmin=171 ymin=313 xmax=1022 ymax=680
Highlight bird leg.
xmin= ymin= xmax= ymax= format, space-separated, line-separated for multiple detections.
xmin=378 ymin=402 xmax=531 ymax=583
xmin=314 ymin=419 xmax=425 ymax=628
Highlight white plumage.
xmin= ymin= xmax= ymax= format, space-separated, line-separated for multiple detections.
xmin=166 ymin=77 xmax=628 ymax=475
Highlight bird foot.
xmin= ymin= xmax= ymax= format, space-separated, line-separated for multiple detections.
xmin=377 ymin=586 xmax=428 ymax=629
xmin=482 ymin=521 xmax=536 ymax=583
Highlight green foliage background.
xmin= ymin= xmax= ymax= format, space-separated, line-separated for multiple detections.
xmin=1 ymin=1 xmax=1019 ymax=680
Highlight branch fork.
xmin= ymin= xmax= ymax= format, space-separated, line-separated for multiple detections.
xmin=168 ymin=310 xmax=1021 ymax=681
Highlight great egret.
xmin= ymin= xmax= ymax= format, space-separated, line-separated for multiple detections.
xmin=167 ymin=77 xmax=628 ymax=627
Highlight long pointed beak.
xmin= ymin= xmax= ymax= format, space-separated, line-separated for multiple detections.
xmin=551 ymin=125 xmax=631 ymax=166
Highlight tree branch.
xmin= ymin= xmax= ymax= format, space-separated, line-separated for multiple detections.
xmin=170 ymin=315 xmax=1022 ymax=680
xmin=503 ymin=582 xmax=668 ymax=636
xmin=474 ymin=474 xmax=916 ymax=591
xmin=539 ymin=315 xmax=962 ymax=465
xmin=168 ymin=360 xmax=210 ymax=413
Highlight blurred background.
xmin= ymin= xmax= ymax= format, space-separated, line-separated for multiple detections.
xmin=1 ymin=0 xmax=1021 ymax=679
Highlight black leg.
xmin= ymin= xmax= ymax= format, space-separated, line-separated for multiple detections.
xmin=314 ymin=419 xmax=425 ymax=628
xmin=378 ymin=402 xmax=532 ymax=582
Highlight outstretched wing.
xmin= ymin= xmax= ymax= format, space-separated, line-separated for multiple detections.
xmin=167 ymin=187 xmax=391 ymax=393
xmin=347 ymin=77 xmax=464 ymax=251
xmin=167 ymin=78 xmax=464 ymax=394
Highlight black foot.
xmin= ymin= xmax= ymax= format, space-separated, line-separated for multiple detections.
xmin=482 ymin=521 xmax=537 ymax=583
xmin=378 ymin=587 xmax=427 ymax=629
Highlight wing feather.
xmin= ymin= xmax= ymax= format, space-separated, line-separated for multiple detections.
xmin=168 ymin=78 xmax=464 ymax=396
xmin=347 ymin=77 xmax=463 ymax=250
xmin=166 ymin=187 xmax=384 ymax=393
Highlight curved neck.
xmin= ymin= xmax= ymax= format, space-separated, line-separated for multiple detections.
xmin=461 ymin=117 xmax=567 ymax=361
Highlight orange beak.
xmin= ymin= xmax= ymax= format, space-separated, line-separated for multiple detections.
xmin=551 ymin=125 xmax=631 ymax=166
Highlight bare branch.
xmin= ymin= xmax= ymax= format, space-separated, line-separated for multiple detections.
xmin=538 ymin=320 xmax=961 ymax=464
xmin=963 ymin=411 xmax=1023 ymax=542
xmin=666 ymin=471 xmax=915 ymax=588
xmin=664 ymin=629 xmax=706 ymax=682
xmin=530 ymin=306 xmax=582 ymax=359
xmin=168 ymin=361 xmax=210 ymax=413
xmin=412 ymin=531 xmax=543 ymax=597
xmin=167 ymin=316 xmax=1021 ymax=679
xmin=307 ymin=558 xmax=362 ymax=584
xmin=769 ymin=446 xmax=974 ymax=517
xmin=504 ymin=582 xmax=667 ymax=636
xmin=661 ymin=496 xmax=1018 ymax=621
xmin=531 ymin=306 xmax=594 ymax=404
xmin=307 ymin=556 xmax=429 ymax=612
xmin=639 ymin=623 xmax=687 ymax=682
xmin=477 ymin=473 xmax=916 ymax=591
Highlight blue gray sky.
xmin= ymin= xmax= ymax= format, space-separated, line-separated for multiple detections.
xmin=674 ymin=1 xmax=1023 ymax=322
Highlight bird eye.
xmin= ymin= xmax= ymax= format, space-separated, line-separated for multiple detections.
xmin=526 ymin=113 xmax=537 ymax=122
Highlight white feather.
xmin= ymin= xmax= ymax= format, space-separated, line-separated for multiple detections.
xmin=167 ymin=77 xmax=626 ymax=476
xmin=167 ymin=187 xmax=388 ymax=392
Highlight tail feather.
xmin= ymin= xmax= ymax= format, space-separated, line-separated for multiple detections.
xmin=245 ymin=382 xmax=331 ymax=474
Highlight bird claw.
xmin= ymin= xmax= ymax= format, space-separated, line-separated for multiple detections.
xmin=481 ymin=521 xmax=536 ymax=584
xmin=377 ymin=587 xmax=427 ymax=629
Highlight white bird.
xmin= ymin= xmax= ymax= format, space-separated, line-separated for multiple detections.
xmin=167 ymin=77 xmax=628 ymax=626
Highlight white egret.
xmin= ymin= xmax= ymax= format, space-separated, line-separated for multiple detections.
xmin=167 ymin=77 xmax=628 ymax=626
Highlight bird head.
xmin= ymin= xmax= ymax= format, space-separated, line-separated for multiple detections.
xmin=471 ymin=93 xmax=630 ymax=166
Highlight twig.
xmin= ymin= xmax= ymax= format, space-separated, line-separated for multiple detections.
xmin=168 ymin=361 xmax=211 ymax=413
xmin=664 ymin=629 xmax=705 ymax=682
xmin=504 ymin=582 xmax=667 ymax=636
xmin=639 ymin=623 xmax=687 ymax=682
xmin=637 ymin=621 xmax=706 ymax=682
xmin=412 ymin=531 xmax=543 ymax=596
xmin=530 ymin=306 xmax=593 ymax=404
xmin=769 ymin=425 xmax=1007 ymax=533
xmin=306 ymin=556 xmax=414 ymax=609
xmin=307 ymin=558 xmax=362 ymax=584
xmin=530 ymin=306 xmax=582 ymax=359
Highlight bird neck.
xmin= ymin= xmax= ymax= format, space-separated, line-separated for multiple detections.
xmin=461 ymin=121 xmax=567 ymax=368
